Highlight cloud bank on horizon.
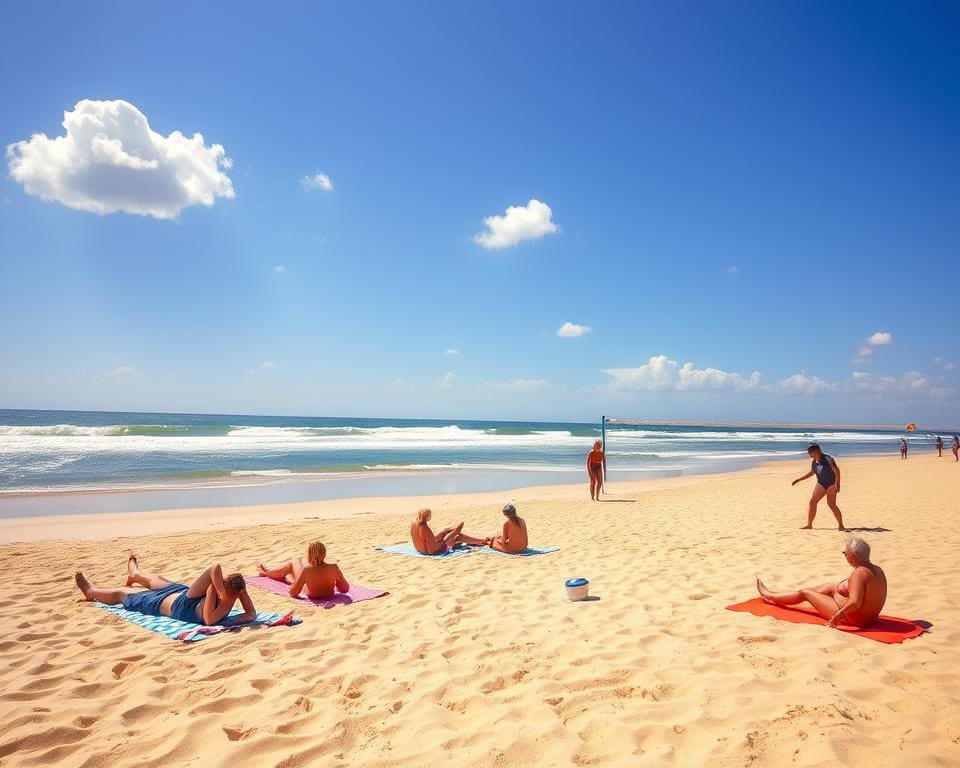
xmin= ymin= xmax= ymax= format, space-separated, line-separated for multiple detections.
xmin=6 ymin=99 xmax=234 ymax=219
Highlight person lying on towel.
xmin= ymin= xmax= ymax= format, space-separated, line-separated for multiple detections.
xmin=410 ymin=508 xmax=487 ymax=555
xmin=756 ymin=538 xmax=887 ymax=628
xmin=75 ymin=555 xmax=256 ymax=626
xmin=258 ymin=541 xmax=349 ymax=599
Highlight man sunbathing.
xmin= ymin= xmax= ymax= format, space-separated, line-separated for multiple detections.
xmin=756 ymin=538 xmax=887 ymax=629
xmin=410 ymin=508 xmax=487 ymax=555
xmin=488 ymin=502 xmax=529 ymax=554
xmin=258 ymin=541 xmax=349 ymax=599
xmin=75 ymin=556 xmax=256 ymax=626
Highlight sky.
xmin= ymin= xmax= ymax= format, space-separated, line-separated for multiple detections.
xmin=1 ymin=1 xmax=958 ymax=425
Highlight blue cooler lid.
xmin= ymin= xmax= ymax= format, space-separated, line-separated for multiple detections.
xmin=565 ymin=577 xmax=589 ymax=588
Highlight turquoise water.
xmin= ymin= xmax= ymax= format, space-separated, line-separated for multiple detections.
xmin=0 ymin=409 xmax=946 ymax=516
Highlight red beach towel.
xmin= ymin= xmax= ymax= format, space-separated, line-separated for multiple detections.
xmin=725 ymin=598 xmax=927 ymax=644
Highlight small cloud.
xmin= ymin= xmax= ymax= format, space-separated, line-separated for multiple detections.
xmin=602 ymin=355 xmax=762 ymax=392
xmin=274 ymin=265 xmax=286 ymax=273
xmin=947 ymin=362 xmax=957 ymax=371
xmin=445 ymin=348 xmax=460 ymax=356
xmin=557 ymin=322 xmax=591 ymax=338
xmin=108 ymin=366 xmax=138 ymax=377
xmin=932 ymin=357 xmax=943 ymax=365
xmin=432 ymin=372 xmax=456 ymax=390
xmin=7 ymin=99 xmax=233 ymax=219
xmin=473 ymin=198 xmax=558 ymax=250
xmin=484 ymin=378 xmax=551 ymax=393
xmin=851 ymin=331 xmax=894 ymax=365
xmin=301 ymin=172 xmax=333 ymax=192
xmin=261 ymin=361 xmax=277 ymax=369
xmin=866 ymin=332 xmax=893 ymax=347
xmin=727 ymin=265 xmax=740 ymax=274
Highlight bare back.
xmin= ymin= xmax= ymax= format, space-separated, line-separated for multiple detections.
xmin=292 ymin=563 xmax=348 ymax=599
xmin=410 ymin=522 xmax=439 ymax=555
xmin=843 ymin=564 xmax=887 ymax=627
xmin=492 ymin=517 xmax=528 ymax=553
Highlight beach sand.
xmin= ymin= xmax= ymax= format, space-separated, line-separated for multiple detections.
xmin=0 ymin=455 xmax=957 ymax=767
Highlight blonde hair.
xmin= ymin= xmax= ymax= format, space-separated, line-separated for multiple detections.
xmin=306 ymin=541 xmax=326 ymax=567
xmin=416 ymin=508 xmax=432 ymax=525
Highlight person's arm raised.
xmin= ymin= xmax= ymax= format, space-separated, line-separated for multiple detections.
xmin=222 ymin=590 xmax=256 ymax=625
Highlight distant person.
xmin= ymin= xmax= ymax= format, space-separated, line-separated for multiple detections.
xmin=953 ymin=434 xmax=959 ymax=461
xmin=258 ymin=541 xmax=349 ymax=599
xmin=899 ymin=437 xmax=908 ymax=459
xmin=792 ymin=444 xmax=846 ymax=531
xmin=410 ymin=508 xmax=487 ymax=555
xmin=488 ymin=503 xmax=529 ymax=554
xmin=756 ymin=538 xmax=887 ymax=629
xmin=935 ymin=435 xmax=943 ymax=457
xmin=587 ymin=439 xmax=606 ymax=500
xmin=75 ymin=556 xmax=256 ymax=626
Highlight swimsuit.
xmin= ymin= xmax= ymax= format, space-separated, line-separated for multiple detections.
xmin=811 ymin=454 xmax=837 ymax=489
xmin=121 ymin=582 xmax=205 ymax=623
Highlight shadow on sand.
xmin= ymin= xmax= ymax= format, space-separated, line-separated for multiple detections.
xmin=845 ymin=526 xmax=892 ymax=533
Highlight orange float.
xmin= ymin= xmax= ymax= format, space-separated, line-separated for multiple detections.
xmin=905 ymin=423 xmax=917 ymax=432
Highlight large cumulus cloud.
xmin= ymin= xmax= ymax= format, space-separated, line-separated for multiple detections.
xmin=6 ymin=99 xmax=234 ymax=219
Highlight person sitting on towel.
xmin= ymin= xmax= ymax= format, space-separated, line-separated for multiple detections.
xmin=488 ymin=503 xmax=529 ymax=554
xmin=410 ymin=508 xmax=487 ymax=555
xmin=756 ymin=538 xmax=887 ymax=629
xmin=258 ymin=541 xmax=349 ymax=599
xmin=75 ymin=555 xmax=256 ymax=626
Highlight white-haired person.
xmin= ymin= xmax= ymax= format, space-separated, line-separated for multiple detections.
xmin=756 ymin=538 xmax=887 ymax=629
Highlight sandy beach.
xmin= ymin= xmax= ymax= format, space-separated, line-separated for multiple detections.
xmin=0 ymin=454 xmax=957 ymax=767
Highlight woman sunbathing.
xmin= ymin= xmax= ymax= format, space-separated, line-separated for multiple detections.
xmin=756 ymin=538 xmax=887 ymax=629
xmin=410 ymin=508 xmax=487 ymax=555
xmin=75 ymin=556 xmax=256 ymax=626
xmin=258 ymin=541 xmax=349 ymax=599
xmin=489 ymin=503 xmax=529 ymax=554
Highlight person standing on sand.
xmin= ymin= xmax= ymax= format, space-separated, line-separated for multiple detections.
xmin=953 ymin=435 xmax=959 ymax=461
xmin=935 ymin=435 xmax=943 ymax=457
xmin=587 ymin=440 xmax=606 ymax=500
xmin=899 ymin=437 xmax=908 ymax=459
xmin=792 ymin=444 xmax=846 ymax=531
xmin=757 ymin=538 xmax=887 ymax=629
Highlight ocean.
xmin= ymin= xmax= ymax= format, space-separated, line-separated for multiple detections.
xmin=0 ymin=409 xmax=942 ymax=516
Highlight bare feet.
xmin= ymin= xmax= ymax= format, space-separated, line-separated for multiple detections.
xmin=799 ymin=525 xmax=812 ymax=529
xmin=126 ymin=554 xmax=139 ymax=586
xmin=75 ymin=572 xmax=94 ymax=601
xmin=257 ymin=563 xmax=268 ymax=577
xmin=756 ymin=578 xmax=776 ymax=605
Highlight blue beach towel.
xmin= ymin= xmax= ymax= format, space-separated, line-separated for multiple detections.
xmin=95 ymin=602 xmax=301 ymax=643
xmin=374 ymin=543 xmax=479 ymax=558
xmin=478 ymin=546 xmax=560 ymax=558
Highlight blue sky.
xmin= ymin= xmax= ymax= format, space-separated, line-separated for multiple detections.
xmin=1 ymin=2 xmax=958 ymax=425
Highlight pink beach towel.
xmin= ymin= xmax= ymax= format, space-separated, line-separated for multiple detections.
xmin=725 ymin=598 xmax=928 ymax=644
xmin=247 ymin=575 xmax=388 ymax=608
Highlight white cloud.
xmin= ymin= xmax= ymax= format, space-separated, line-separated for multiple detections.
xmin=7 ymin=99 xmax=234 ymax=219
xmin=445 ymin=348 xmax=460 ymax=356
xmin=932 ymin=357 xmax=943 ymax=365
xmin=851 ymin=331 xmax=894 ymax=364
xmin=947 ymin=362 xmax=957 ymax=371
xmin=557 ymin=322 xmax=591 ymax=338
xmin=727 ymin=265 xmax=740 ymax=274
xmin=108 ymin=366 xmax=138 ymax=377
xmin=773 ymin=373 xmax=838 ymax=396
xmin=301 ymin=172 xmax=333 ymax=192
xmin=601 ymin=355 xmax=762 ymax=392
xmin=473 ymin=198 xmax=558 ymax=249
xmin=432 ymin=372 xmax=456 ymax=390
xmin=261 ymin=361 xmax=277 ymax=369
xmin=274 ymin=265 xmax=286 ymax=273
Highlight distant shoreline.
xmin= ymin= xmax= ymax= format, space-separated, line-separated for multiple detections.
xmin=604 ymin=418 xmax=949 ymax=431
